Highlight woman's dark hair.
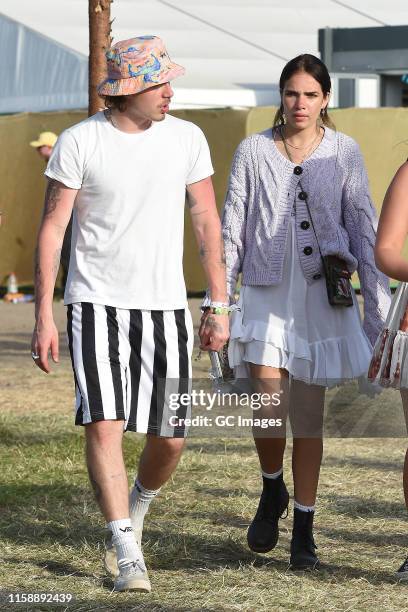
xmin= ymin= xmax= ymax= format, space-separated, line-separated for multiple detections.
xmin=273 ymin=54 xmax=335 ymax=129
xmin=103 ymin=95 xmax=128 ymax=113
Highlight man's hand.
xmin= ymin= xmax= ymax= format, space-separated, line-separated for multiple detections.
xmin=199 ymin=310 xmax=229 ymax=352
xmin=31 ymin=317 xmax=59 ymax=373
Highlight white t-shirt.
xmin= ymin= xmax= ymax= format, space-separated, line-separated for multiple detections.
xmin=45 ymin=111 xmax=214 ymax=309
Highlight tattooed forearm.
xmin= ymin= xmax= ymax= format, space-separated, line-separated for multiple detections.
xmin=199 ymin=240 xmax=226 ymax=268
xmin=43 ymin=179 xmax=62 ymax=218
xmin=199 ymin=240 xmax=208 ymax=261
xmin=187 ymin=191 xmax=198 ymax=210
xmin=34 ymin=246 xmax=61 ymax=289
xmin=52 ymin=248 xmax=62 ymax=280
xmin=34 ymin=246 xmax=44 ymax=292
xmin=187 ymin=191 xmax=209 ymax=216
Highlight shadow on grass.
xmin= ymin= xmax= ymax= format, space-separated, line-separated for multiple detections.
xmin=318 ymin=526 xmax=406 ymax=547
xmin=5 ymin=557 xmax=95 ymax=580
xmin=322 ymin=494 xmax=406 ymax=519
xmin=0 ymin=483 xmax=89 ymax=513
xmin=286 ymin=561 xmax=398 ymax=585
xmin=196 ymin=486 xmax=257 ymax=500
xmin=183 ymin=510 xmax=250 ymax=529
xmin=3 ymin=525 xmax=401 ymax=588
xmin=0 ymin=423 xmax=81 ymax=447
xmin=323 ymin=455 xmax=404 ymax=472
xmin=0 ymin=335 xmax=70 ymax=358
xmin=185 ymin=440 xmax=255 ymax=454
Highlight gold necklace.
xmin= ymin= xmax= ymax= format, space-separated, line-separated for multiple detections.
xmin=281 ymin=125 xmax=321 ymax=150
xmin=280 ymin=126 xmax=321 ymax=164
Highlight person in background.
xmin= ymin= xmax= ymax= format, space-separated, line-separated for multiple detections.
xmin=218 ymin=54 xmax=390 ymax=570
xmin=30 ymin=131 xmax=71 ymax=291
xmin=30 ymin=131 xmax=58 ymax=162
xmin=368 ymin=159 xmax=408 ymax=580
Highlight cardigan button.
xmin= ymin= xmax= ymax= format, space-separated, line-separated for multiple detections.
xmin=294 ymin=166 xmax=303 ymax=175
xmin=303 ymin=246 xmax=313 ymax=255
xmin=300 ymin=221 xmax=310 ymax=230
xmin=313 ymin=273 xmax=322 ymax=280
xmin=298 ymin=191 xmax=307 ymax=200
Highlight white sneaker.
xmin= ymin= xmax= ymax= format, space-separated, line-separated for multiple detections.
xmin=103 ymin=527 xmax=142 ymax=578
xmin=114 ymin=559 xmax=151 ymax=593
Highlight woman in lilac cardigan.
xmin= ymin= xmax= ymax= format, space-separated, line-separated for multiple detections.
xmin=222 ymin=54 xmax=390 ymax=569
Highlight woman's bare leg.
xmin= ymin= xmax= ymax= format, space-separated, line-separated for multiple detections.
xmin=248 ymin=363 xmax=289 ymax=469
xmin=246 ymin=363 xmax=290 ymax=553
xmin=289 ymin=380 xmax=325 ymax=506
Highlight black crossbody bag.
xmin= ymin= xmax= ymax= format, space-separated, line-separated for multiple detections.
xmin=300 ymin=181 xmax=353 ymax=307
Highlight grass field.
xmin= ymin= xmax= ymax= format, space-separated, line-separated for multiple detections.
xmin=1 ymin=302 xmax=408 ymax=611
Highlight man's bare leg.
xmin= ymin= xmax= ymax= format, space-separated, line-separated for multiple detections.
xmin=85 ymin=420 xmax=128 ymax=520
xmin=102 ymin=432 xmax=186 ymax=582
xmin=129 ymin=435 xmax=185 ymax=540
xmin=86 ymin=419 xmax=150 ymax=591
xmin=137 ymin=434 xmax=186 ymax=488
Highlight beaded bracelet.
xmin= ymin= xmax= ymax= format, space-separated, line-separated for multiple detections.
xmin=208 ymin=306 xmax=230 ymax=315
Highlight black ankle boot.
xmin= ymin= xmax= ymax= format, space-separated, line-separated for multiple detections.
xmin=290 ymin=508 xmax=319 ymax=570
xmin=247 ymin=474 xmax=289 ymax=553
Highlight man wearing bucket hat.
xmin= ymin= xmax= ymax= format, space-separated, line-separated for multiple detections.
xmin=30 ymin=131 xmax=72 ymax=292
xmin=31 ymin=36 xmax=229 ymax=592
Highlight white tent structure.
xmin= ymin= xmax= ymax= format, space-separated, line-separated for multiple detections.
xmin=0 ymin=0 xmax=407 ymax=112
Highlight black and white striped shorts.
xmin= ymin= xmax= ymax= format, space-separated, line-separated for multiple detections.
xmin=66 ymin=302 xmax=194 ymax=437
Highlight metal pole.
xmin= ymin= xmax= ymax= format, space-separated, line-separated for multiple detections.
xmin=324 ymin=27 xmax=333 ymax=72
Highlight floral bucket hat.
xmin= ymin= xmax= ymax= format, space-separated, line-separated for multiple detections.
xmin=98 ymin=35 xmax=185 ymax=96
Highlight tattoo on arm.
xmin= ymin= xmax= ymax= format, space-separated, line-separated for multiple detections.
xmin=52 ymin=248 xmax=62 ymax=280
xmin=34 ymin=246 xmax=61 ymax=289
xmin=199 ymin=240 xmax=208 ymax=262
xmin=43 ymin=179 xmax=62 ymax=218
xmin=187 ymin=190 xmax=209 ymax=216
xmin=221 ymin=245 xmax=226 ymax=266
xmin=34 ymin=246 xmax=42 ymax=289
xmin=187 ymin=191 xmax=198 ymax=210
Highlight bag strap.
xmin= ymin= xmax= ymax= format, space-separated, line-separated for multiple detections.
xmin=297 ymin=178 xmax=325 ymax=262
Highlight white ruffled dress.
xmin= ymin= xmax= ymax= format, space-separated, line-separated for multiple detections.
xmin=229 ymin=214 xmax=373 ymax=387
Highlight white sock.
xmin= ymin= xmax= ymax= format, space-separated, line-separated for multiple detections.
xmin=130 ymin=478 xmax=160 ymax=534
xmin=294 ymin=500 xmax=315 ymax=513
xmin=262 ymin=467 xmax=283 ymax=480
xmin=107 ymin=518 xmax=144 ymax=569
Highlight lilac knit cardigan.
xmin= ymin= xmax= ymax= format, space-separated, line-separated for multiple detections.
xmin=222 ymin=127 xmax=391 ymax=346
